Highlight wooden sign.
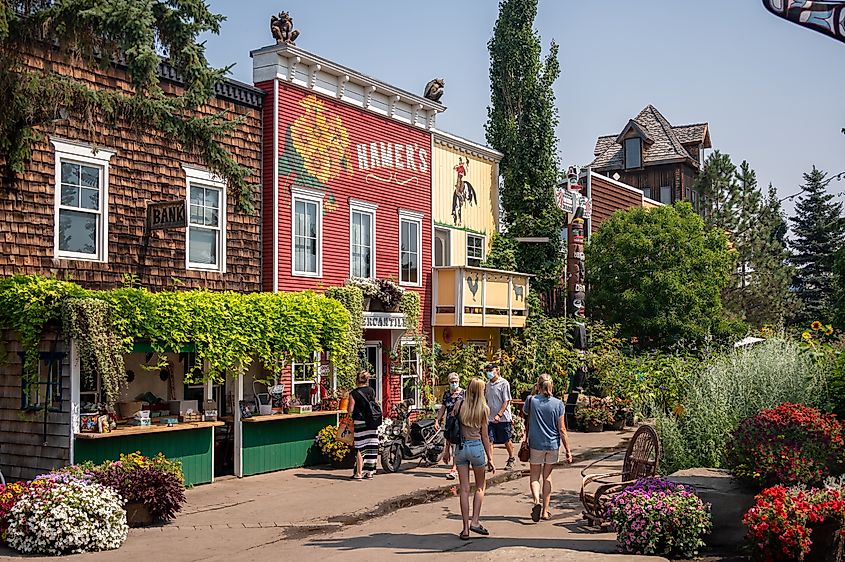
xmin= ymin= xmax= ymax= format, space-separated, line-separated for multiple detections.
xmin=147 ymin=200 xmax=187 ymax=230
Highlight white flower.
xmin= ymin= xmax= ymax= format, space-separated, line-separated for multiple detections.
xmin=7 ymin=480 xmax=128 ymax=555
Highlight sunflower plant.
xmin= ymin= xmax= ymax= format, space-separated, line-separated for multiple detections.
xmin=315 ymin=425 xmax=351 ymax=462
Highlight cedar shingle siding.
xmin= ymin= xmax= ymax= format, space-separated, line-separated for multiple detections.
xmin=0 ymin=45 xmax=263 ymax=293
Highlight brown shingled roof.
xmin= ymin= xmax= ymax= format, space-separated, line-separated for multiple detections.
xmin=590 ymin=105 xmax=709 ymax=170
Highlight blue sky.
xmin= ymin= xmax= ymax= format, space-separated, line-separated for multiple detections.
xmin=204 ymin=1 xmax=844 ymax=215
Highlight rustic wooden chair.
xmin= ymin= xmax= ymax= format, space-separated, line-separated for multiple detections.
xmin=579 ymin=424 xmax=661 ymax=528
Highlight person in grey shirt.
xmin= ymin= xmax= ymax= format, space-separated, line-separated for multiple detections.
xmin=484 ymin=363 xmax=516 ymax=470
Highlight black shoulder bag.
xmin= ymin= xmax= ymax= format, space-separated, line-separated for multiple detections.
xmin=445 ymin=400 xmax=464 ymax=450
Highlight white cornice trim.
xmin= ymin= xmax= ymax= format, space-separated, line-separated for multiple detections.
xmin=252 ymin=43 xmax=444 ymax=130
xmin=589 ymin=170 xmax=645 ymax=197
xmin=433 ymin=129 xmax=502 ymax=162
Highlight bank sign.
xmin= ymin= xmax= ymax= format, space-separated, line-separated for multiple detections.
xmin=147 ymin=200 xmax=187 ymax=230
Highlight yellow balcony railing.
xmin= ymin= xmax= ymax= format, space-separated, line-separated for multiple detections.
xmin=432 ymin=266 xmax=531 ymax=329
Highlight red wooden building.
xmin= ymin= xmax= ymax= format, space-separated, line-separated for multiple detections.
xmin=252 ymin=43 xmax=444 ymax=410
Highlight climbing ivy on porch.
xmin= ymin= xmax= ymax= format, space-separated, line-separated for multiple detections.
xmin=0 ymin=275 xmax=351 ymax=403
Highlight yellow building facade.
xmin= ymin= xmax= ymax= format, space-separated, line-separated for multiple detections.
xmin=431 ymin=131 xmax=530 ymax=358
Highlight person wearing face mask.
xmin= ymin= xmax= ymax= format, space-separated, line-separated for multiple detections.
xmin=436 ymin=372 xmax=464 ymax=480
xmin=483 ymin=363 xmax=516 ymax=470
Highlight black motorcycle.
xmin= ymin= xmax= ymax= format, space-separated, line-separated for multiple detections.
xmin=380 ymin=400 xmax=445 ymax=473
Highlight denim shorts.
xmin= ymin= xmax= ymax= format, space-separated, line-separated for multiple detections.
xmin=454 ymin=439 xmax=487 ymax=468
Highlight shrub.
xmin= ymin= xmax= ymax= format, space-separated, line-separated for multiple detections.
xmin=6 ymin=479 xmax=127 ymax=554
xmin=654 ymin=335 xmax=830 ymax=474
xmin=606 ymin=477 xmax=712 ymax=557
xmin=743 ymin=483 xmax=845 ymax=561
xmin=727 ymin=403 xmax=844 ymax=487
xmin=95 ymin=464 xmax=186 ymax=522
xmin=575 ymin=406 xmax=613 ymax=427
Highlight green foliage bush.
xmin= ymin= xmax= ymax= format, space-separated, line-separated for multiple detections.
xmin=654 ymin=335 xmax=830 ymax=474
xmin=587 ymin=202 xmax=737 ymax=347
xmin=324 ymin=286 xmax=364 ymax=390
xmin=435 ymin=340 xmax=489 ymax=388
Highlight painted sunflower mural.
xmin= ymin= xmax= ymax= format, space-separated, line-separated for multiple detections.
xmin=279 ymin=95 xmax=352 ymax=212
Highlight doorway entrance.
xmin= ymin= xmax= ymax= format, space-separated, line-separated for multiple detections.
xmin=434 ymin=228 xmax=451 ymax=267
xmin=361 ymin=342 xmax=383 ymax=402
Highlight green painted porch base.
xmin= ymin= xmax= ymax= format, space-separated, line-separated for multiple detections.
xmin=74 ymin=427 xmax=214 ymax=486
xmin=242 ymin=414 xmax=336 ymax=476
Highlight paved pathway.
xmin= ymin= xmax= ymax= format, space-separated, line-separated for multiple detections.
xmin=0 ymin=429 xmax=640 ymax=561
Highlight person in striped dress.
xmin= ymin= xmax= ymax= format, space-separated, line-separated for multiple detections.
xmin=347 ymin=370 xmax=380 ymax=479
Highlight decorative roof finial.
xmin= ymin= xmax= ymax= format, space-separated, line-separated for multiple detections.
xmin=270 ymin=11 xmax=299 ymax=45
xmin=423 ymin=78 xmax=445 ymax=103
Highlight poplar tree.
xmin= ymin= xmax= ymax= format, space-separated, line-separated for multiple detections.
xmin=0 ymin=0 xmax=256 ymax=211
xmin=486 ymin=0 xmax=565 ymax=293
xmin=789 ymin=167 xmax=845 ymax=323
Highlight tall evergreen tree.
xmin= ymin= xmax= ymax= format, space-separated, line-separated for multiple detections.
xmin=789 ymin=167 xmax=845 ymax=322
xmin=695 ymin=150 xmax=738 ymax=230
xmin=698 ymin=154 xmax=794 ymax=325
xmin=486 ymin=0 xmax=564 ymax=293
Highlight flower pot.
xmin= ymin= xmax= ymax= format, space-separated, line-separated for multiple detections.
xmin=331 ymin=452 xmax=356 ymax=470
xmin=585 ymin=421 xmax=604 ymax=433
xmin=607 ymin=419 xmax=625 ymax=431
xmin=806 ymin=520 xmax=845 ymax=562
xmin=125 ymin=502 xmax=154 ymax=528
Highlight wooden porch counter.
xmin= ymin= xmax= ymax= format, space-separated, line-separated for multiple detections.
xmin=240 ymin=410 xmax=340 ymax=476
xmin=241 ymin=410 xmax=342 ymax=423
xmin=74 ymin=421 xmax=222 ymax=485
xmin=74 ymin=421 xmax=224 ymax=439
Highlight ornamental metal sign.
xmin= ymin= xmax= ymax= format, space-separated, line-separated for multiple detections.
xmin=361 ymin=312 xmax=408 ymax=330
xmin=147 ymin=200 xmax=187 ymax=230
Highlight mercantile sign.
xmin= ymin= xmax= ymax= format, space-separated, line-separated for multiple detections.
xmin=361 ymin=312 xmax=407 ymax=330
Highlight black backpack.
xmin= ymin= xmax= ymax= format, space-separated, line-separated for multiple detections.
xmin=445 ymin=400 xmax=463 ymax=449
xmin=355 ymin=388 xmax=383 ymax=429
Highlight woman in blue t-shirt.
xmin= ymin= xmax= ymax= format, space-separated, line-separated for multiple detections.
xmin=522 ymin=373 xmax=573 ymax=522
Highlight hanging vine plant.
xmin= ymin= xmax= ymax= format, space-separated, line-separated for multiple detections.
xmin=0 ymin=275 xmax=351 ymax=388
xmin=324 ymin=285 xmax=364 ymax=390
xmin=62 ymin=298 xmax=126 ymax=405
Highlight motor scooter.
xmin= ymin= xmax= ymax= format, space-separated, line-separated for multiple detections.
xmin=380 ymin=400 xmax=445 ymax=473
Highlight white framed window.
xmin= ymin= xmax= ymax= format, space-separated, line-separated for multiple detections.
xmin=292 ymin=353 xmax=319 ymax=405
xmin=624 ymin=138 xmax=642 ymax=169
xmin=399 ymin=339 xmax=422 ymax=406
xmin=350 ymin=199 xmax=377 ymax=278
xmin=292 ymin=187 xmax=323 ymax=277
xmin=399 ymin=209 xmax=423 ymax=286
xmin=467 ymin=234 xmax=485 ymax=267
xmin=184 ymin=166 xmax=226 ymax=272
xmin=51 ymin=139 xmax=114 ymax=262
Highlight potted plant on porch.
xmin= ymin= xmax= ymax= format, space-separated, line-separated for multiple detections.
xmin=315 ymin=424 xmax=355 ymax=469
xmin=576 ymin=406 xmax=613 ymax=433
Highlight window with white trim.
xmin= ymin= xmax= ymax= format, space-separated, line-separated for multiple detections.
xmin=292 ymin=353 xmax=319 ymax=405
xmin=350 ymin=201 xmax=376 ymax=278
xmin=399 ymin=211 xmax=422 ymax=286
xmin=292 ymin=188 xmax=323 ymax=276
xmin=400 ymin=340 xmax=421 ymax=406
xmin=188 ymin=184 xmax=223 ymax=269
xmin=52 ymin=139 xmax=114 ymax=262
xmin=467 ymin=234 xmax=485 ymax=267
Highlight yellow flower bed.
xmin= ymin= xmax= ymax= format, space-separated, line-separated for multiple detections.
xmin=316 ymin=425 xmax=351 ymax=462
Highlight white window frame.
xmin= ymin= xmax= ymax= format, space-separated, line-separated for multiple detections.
xmin=291 ymin=186 xmax=324 ymax=277
xmin=292 ymin=352 xmax=320 ymax=405
xmin=184 ymin=165 xmax=227 ymax=272
xmin=349 ymin=199 xmax=377 ymax=279
xmin=399 ymin=338 xmax=422 ymax=406
xmin=398 ymin=209 xmax=424 ymax=287
xmin=467 ymin=234 xmax=485 ymax=267
xmin=51 ymin=139 xmax=114 ymax=262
